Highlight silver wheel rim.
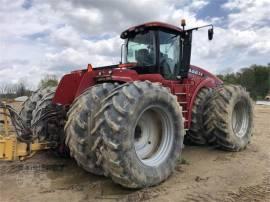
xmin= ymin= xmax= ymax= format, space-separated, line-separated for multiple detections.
xmin=134 ymin=105 xmax=174 ymax=167
xmin=232 ymin=100 xmax=250 ymax=138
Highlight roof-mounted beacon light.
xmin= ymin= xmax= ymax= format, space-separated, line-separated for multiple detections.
xmin=181 ymin=19 xmax=186 ymax=30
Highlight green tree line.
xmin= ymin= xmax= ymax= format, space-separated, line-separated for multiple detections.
xmin=217 ymin=64 xmax=270 ymax=100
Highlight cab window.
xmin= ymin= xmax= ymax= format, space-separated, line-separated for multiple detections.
xmin=126 ymin=31 xmax=156 ymax=67
xmin=159 ymin=31 xmax=180 ymax=79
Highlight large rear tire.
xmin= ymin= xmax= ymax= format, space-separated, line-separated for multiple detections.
xmin=204 ymin=85 xmax=253 ymax=151
xmin=31 ymin=86 xmax=56 ymax=141
xmin=20 ymin=88 xmax=51 ymax=127
xmin=19 ymin=87 xmax=57 ymax=141
xmin=65 ymin=83 xmax=118 ymax=175
xmin=93 ymin=81 xmax=185 ymax=188
xmin=185 ymin=87 xmax=212 ymax=145
xmin=31 ymin=86 xmax=68 ymax=155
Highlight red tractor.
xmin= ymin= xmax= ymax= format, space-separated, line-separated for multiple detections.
xmin=20 ymin=20 xmax=253 ymax=188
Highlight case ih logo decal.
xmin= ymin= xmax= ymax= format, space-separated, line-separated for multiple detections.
xmin=189 ymin=68 xmax=204 ymax=77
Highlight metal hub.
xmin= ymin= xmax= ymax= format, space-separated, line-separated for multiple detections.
xmin=134 ymin=105 xmax=174 ymax=167
xmin=232 ymin=100 xmax=250 ymax=138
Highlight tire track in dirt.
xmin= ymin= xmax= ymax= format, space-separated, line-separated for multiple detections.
xmin=222 ymin=172 xmax=270 ymax=202
xmin=183 ymin=193 xmax=218 ymax=202
xmin=181 ymin=180 xmax=221 ymax=202
xmin=180 ymin=172 xmax=270 ymax=202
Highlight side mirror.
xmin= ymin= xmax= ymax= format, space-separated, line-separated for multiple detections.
xmin=208 ymin=28 xmax=214 ymax=40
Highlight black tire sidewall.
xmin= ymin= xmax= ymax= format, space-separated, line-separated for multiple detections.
xmin=118 ymin=91 xmax=183 ymax=186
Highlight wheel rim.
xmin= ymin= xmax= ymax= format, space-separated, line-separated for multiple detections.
xmin=133 ymin=105 xmax=174 ymax=167
xmin=232 ymin=100 xmax=250 ymax=138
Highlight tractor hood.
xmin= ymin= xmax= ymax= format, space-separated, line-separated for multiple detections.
xmin=52 ymin=63 xmax=222 ymax=106
xmin=189 ymin=65 xmax=223 ymax=84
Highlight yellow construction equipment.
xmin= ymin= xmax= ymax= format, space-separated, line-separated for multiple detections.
xmin=0 ymin=101 xmax=51 ymax=161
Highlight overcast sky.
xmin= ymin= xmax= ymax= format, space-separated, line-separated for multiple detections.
xmin=0 ymin=0 xmax=269 ymax=88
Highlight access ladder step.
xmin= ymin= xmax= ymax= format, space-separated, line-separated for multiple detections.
xmin=175 ymin=92 xmax=187 ymax=95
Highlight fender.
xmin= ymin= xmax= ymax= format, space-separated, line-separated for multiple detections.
xmin=53 ymin=68 xmax=142 ymax=105
xmin=186 ymin=77 xmax=222 ymax=128
xmin=52 ymin=71 xmax=85 ymax=105
xmin=75 ymin=68 xmax=140 ymax=97
xmin=74 ymin=71 xmax=97 ymax=97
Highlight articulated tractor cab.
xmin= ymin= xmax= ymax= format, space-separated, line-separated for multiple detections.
xmin=16 ymin=20 xmax=253 ymax=188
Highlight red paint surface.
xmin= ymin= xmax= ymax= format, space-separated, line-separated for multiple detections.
xmin=52 ymin=71 xmax=85 ymax=105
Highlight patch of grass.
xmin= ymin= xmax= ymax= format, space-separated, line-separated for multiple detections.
xmin=179 ymin=158 xmax=189 ymax=165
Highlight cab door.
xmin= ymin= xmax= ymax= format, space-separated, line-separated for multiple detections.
xmin=158 ymin=31 xmax=181 ymax=80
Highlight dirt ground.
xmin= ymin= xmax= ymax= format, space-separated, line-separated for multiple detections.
xmin=0 ymin=105 xmax=269 ymax=202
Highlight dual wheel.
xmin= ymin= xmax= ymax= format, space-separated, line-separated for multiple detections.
xmin=186 ymin=85 xmax=253 ymax=151
xmin=65 ymin=81 xmax=184 ymax=188
xmin=19 ymin=86 xmax=67 ymax=154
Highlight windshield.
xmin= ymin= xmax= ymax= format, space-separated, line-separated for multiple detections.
xmin=125 ymin=31 xmax=156 ymax=66
xmin=123 ymin=30 xmax=182 ymax=79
